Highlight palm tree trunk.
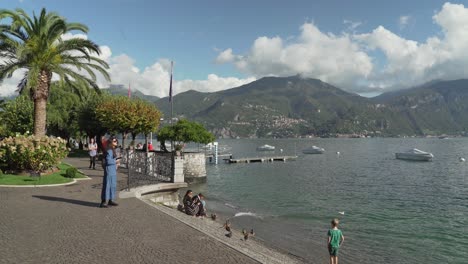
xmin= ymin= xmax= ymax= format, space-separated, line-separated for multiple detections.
xmin=33 ymin=70 xmax=51 ymax=136
xmin=33 ymin=98 xmax=47 ymax=136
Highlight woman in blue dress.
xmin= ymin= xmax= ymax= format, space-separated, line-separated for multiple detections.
xmin=100 ymin=136 xmax=119 ymax=208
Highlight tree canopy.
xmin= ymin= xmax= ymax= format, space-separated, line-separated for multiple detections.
xmin=95 ymin=95 xmax=162 ymax=148
xmin=47 ymin=82 xmax=83 ymax=139
xmin=0 ymin=8 xmax=110 ymax=136
xmin=157 ymin=119 xmax=215 ymax=152
xmin=0 ymin=95 xmax=33 ymax=136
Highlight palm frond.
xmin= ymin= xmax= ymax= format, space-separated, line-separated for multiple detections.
xmin=16 ymin=72 xmax=29 ymax=94
xmin=0 ymin=7 xmax=110 ymax=99
xmin=55 ymin=38 xmax=101 ymax=56
xmin=66 ymin=22 xmax=88 ymax=33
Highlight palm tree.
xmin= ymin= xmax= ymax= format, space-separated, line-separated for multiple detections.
xmin=0 ymin=8 xmax=110 ymax=136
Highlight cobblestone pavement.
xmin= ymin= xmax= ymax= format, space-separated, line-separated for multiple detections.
xmin=0 ymin=158 xmax=258 ymax=264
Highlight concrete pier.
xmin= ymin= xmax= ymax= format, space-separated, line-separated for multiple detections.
xmin=225 ymin=156 xmax=298 ymax=163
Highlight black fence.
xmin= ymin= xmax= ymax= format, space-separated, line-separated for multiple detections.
xmin=122 ymin=150 xmax=176 ymax=189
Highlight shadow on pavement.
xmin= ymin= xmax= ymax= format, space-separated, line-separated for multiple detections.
xmin=32 ymin=195 xmax=99 ymax=207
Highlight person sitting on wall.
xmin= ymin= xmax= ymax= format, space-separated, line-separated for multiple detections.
xmin=182 ymin=190 xmax=200 ymax=216
xmin=192 ymin=193 xmax=206 ymax=217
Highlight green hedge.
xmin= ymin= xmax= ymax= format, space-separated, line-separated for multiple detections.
xmin=65 ymin=167 xmax=78 ymax=178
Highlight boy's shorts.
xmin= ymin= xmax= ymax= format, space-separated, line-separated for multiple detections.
xmin=328 ymin=246 xmax=339 ymax=256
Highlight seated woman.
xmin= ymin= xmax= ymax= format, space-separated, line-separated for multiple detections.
xmin=192 ymin=193 xmax=206 ymax=217
xmin=182 ymin=190 xmax=199 ymax=216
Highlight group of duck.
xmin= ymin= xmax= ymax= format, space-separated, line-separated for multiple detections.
xmin=221 ymin=219 xmax=255 ymax=241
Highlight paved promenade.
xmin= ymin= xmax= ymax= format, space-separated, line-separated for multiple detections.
xmin=0 ymin=157 xmax=259 ymax=264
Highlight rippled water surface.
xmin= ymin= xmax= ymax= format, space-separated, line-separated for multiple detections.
xmin=187 ymin=138 xmax=468 ymax=263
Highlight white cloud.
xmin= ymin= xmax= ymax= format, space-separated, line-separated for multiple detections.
xmin=343 ymin=19 xmax=362 ymax=31
xmin=216 ymin=23 xmax=373 ymax=88
xmin=176 ymin=74 xmax=256 ymax=94
xmin=215 ymin=3 xmax=468 ymax=93
xmin=354 ymin=3 xmax=468 ymax=89
xmin=215 ymin=48 xmax=235 ymax=63
xmin=1 ymin=32 xmax=253 ymax=98
xmin=399 ymin=15 xmax=411 ymax=29
xmin=99 ymin=55 xmax=255 ymax=98
xmin=5 ymin=3 xmax=468 ymax=97
xmin=0 ymin=70 xmax=24 ymax=97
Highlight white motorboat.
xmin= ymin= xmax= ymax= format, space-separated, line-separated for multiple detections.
xmin=302 ymin=146 xmax=325 ymax=154
xmin=257 ymin=144 xmax=275 ymax=151
xmin=395 ymin=148 xmax=434 ymax=161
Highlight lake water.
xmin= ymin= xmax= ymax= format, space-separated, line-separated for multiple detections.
xmin=186 ymin=138 xmax=468 ymax=264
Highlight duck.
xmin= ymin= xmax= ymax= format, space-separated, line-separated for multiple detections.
xmin=211 ymin=213 xmax=217 ymax=221
xmin=242 ymin=229 xmax=249 ymax=241
xmin=223 ymin=220 xmax=231 ymax=232
xmin=459 ymin=157 xmax=465 ymax=162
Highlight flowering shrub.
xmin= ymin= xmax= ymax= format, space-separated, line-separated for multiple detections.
xmin=0 ymin=135 xmax=68 ymax=173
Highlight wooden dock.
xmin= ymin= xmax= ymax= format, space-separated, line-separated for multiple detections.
xmin=225 ymin=156 xmax=298 ymax=163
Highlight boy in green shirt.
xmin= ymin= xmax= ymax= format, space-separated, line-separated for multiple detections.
xmin=327 ymin=218 xmax=345 ymax=264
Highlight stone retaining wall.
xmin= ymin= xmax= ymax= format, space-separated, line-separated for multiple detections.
xmin=183 ymin=152 xmax=207 ymax=183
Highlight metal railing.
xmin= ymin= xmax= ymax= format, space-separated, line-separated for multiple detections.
xmin=122 ymin=149 xmax=177 ymax=189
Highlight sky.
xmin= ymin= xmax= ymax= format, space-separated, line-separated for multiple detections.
xmin=1 ymin=0 xmax=468 ymax=98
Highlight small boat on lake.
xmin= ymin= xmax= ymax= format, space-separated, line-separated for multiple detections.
xmin=302 ymin=146 xmax=325 ymax=154
xmin=395 ymin=148 xmax=433 ymax=161
xmin=257 ymin=144 xmax=275 ymax=151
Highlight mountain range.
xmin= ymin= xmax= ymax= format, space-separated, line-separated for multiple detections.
xmin=86 ymin=77 xmax=468 ymax=138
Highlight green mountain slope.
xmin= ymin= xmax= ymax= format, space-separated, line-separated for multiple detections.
xmin=371 ymin=79 xmax=468 ymax=135
xmin=5 ymin=77 xmax=467 ymax=138
xmin=103 ymin=85 xmax=160 ymax=103
xmin=156 ymin=76 xmax=413 ymax=138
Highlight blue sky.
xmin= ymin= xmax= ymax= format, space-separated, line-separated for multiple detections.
xmin=1 ymin=0 xmax=468 ymax=97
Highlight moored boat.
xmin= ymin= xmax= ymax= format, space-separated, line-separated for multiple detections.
xmin=395 ymin=148 xmax=433 ymax=161
xmin=302 ymin=146 xmax=325 ymax=154
xmin=257 ymin=144 xmax=275 ymax=151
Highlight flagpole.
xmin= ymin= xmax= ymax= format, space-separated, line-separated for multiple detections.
xmin=128 ymin=82 xmax=131 ymax=98
xmin=169 ymin=61 xmax=174 ymax=151
xmin=170 ymin=61 xmax=174 ymax=126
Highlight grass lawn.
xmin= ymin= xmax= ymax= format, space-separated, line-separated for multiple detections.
xmin=0 ymin=163 xmax=87 ymax=186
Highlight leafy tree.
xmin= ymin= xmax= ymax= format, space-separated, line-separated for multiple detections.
xmin=47 ymin=82 xmax=82 ymax=140
xmin=77 ymin=93 xmax=106 ymax=150
xmin=132 ymin=99 xmax=162 ymax=135
xmin=0 ymin=8 xmax=110 ymax=136
xmin=95 ymin=95 xmax=161 ymax=148
xmin=77 ymin=94 xmax=104 ymax=138
xmin=157 ymin=119 xmax=215 ymax=152
xmin=0 ymin=95 xmax=33 ymax=136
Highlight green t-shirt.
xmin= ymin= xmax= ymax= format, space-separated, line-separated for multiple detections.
xmin=327 ymin=229 xmax=342 ymax=248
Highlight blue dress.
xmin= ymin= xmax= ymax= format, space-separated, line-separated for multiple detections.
xmin=101 ymin=148 xmax=117 ymax=201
